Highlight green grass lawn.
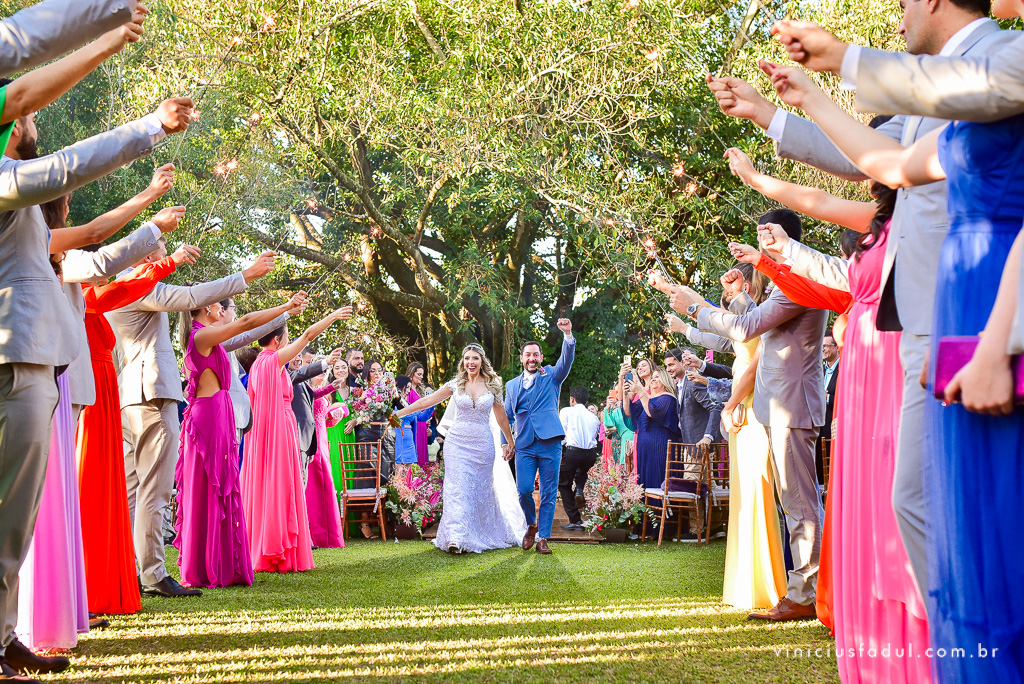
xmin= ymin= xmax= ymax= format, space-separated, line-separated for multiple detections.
xmin=59 ymin=540 xmax=839 ymax=683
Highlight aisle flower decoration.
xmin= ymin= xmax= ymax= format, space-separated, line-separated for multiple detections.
xmin=385 ymin=464 xmax=445 ymax=532
xmin=581 ymin=461 xmax=652 ymax=532
xmin=351 ymin=372 xmax=402 ymax=429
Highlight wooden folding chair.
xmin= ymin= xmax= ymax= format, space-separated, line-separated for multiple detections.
xmin=643 ymin=442 xmax=706 ymax=546
xmin=820 ymin=438 xmax=833 ymax=498
xmin=704 ymin=442 xmax=730 ymax=542
xmin=339 ymin=440 xmax=388 ymax=542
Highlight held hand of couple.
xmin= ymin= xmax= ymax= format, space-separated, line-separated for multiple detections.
xmin=502 ymin=444 xmax=515 ymax=461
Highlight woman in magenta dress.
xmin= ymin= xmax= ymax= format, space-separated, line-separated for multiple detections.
xmin=242 ymin=305 xmax=352 ymax=573
xmin=176 ymin=293 xmax=308 ymax=587
xmin=304 ymin=368 xmax=345 ymax=549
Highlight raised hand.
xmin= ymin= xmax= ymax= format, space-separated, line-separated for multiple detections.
xmin=557 ymin=318 xmax=572 ymax=335
xmin=728 ymin=242 xmax=760 ymax=265
xmin=333 ymin=306 xmax=354 ymax=322
xmin=668 ymin=285 xmax=702 ymax=317
xmin=758 ymin=223 xmax=789 ymax=256
xmin=720 ymin=268 xmax=748 ymax=302
xmin=242 ymin=251 xmax=276 ymax=282
xmin=618 ymin=361 xmax=632 ymax=380
xmin=327 ymin=347 xmax=343 ymax=367
xmin=759 ymin=60 xmax=821 ymax=111
xmin=724 ymin=148 xmax=757 ymax=186
xmin=705 ymin=74 xmax=777 ymax=129
xmin=771 ymin=20 xmax=848 ymax=74
xmin=171 ymin=244 xmax=200 ymax=266
xmin=648 ymin=271 xmax=674 ymax=295
xmin=151 ymin=205 xmax=186 ymax=233
xmin=149 ymin=163 xmax=175 ymax=197
xmin=155 ymin=97 xmax=197 ymax=135
xmin=665 ymin=313 xmax=687 ymax=334
xmin=286 ymin=291 xmax=308 ymax=313
xmin=686 ymin=369 xmax=708 ymax=387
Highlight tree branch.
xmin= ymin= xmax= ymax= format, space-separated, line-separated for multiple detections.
xmin=408 ymin=0 xmax=447 ymax=62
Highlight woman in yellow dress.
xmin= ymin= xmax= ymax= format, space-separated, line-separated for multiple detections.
xmin=663 ymin=262 xmax=786 ymax=610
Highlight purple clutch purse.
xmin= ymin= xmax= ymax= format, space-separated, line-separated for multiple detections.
xmin=933 ymin=336 xmax=1024 ymax=404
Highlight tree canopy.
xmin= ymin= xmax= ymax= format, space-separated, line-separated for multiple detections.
xmin=13 ymin=0 xmax=905 ymax=394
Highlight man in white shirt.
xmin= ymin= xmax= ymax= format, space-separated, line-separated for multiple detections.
xmin=558 ymin=385 xmax=601 ymax=531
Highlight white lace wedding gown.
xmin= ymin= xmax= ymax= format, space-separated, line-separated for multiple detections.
xmin=434 ymin=380 xmax=527 ymax=553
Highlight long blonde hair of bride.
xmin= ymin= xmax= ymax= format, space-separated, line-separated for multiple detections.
xmin=455 ymin=343 xmax=503 ymax=398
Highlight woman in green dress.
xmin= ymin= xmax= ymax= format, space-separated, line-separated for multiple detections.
xmin=602 ymin=394 xmax=634 ymax=465
xmin=325 ymin=358 xmax=355 ymax=500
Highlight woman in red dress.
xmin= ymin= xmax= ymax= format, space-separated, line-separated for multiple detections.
xmin=76 ymin=245 xmax=193 ymax=614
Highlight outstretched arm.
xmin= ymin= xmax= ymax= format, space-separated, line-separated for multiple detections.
xmin=49 ymin=165 xmax=176 ymax=254
xmin=765 ymin=63 xmax=945 ymax=188
xmin=276 ymin=306 xmax=352 ymax=368
xmin=550 ymin=318 xmax=576 ymax=383
xmin=725 ymin=147 xmax=876 ymax=232
xmin=1 ymin=10 xmax=147 ymax=125
xmin=395 ymin=385 xmax=453 ymax=418
xmin=193 ymin=293 xmax=306 ymax=355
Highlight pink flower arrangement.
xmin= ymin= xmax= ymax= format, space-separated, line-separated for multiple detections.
xmin=385 ymin=463 xmax=445 ymax=532
xmin=351 ymin=373 xmax=401 ymax=428
xmin=582 ymin=461 xmax=652 ymax=532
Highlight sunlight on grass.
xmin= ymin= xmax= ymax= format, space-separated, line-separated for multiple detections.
xmin=54 ymin=541 xmax=839 ymax=683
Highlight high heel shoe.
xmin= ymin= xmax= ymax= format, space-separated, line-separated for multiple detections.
xmin=360 ymin=524 xmax=379 ymax=539
xmin=447 ymin=543 xmax=462 ymax=555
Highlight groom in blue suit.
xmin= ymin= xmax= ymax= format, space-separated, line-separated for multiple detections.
xmin=504 ymin=318 xmax=575 ymax=554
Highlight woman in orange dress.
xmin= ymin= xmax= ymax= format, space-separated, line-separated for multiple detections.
xmin=76 ymin=247 xmax=190 ymax=614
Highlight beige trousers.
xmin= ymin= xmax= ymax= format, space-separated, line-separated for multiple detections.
xmin=122 ymin=399 xmax=179 ymax=586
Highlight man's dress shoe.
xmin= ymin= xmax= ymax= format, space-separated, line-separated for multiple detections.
xmin=748 ymin=597 xmax=816 ymax=621
xmin=4 ymin=638 xmax=69 ymax=675
xmin=522 ymin=525 xmax=538 ymax=551
xmin=141 ymin=576 xmax=202 ymax=598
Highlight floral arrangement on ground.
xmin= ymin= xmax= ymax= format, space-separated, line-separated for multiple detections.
xmin=581 ymin=459 xmax=652 ymax=532
xmin=385 ymin=463 xmax=444 ymax=532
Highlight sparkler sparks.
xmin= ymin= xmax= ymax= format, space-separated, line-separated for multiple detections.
xmin=231 ymin=36 xmax=244 ymax=46
xmin=685 ymin=182 xmax=698 ymax=195
xmin=671 ymin=161 xmax=685 ymax=177
xmin=247 ymin=111 xmax=262 ymax=125
xmin=624 ymin=0 xmax=641 ymax=7
xmin=645 ymin=49 xmax=660 ymax=62
xmin=260 ymin=13 xmax=277 ymax=32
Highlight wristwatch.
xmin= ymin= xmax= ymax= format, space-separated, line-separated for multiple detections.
xmin=686 ymin=302 xmax=700 ymax=316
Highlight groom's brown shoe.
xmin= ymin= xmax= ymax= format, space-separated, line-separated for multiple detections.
xmin=522 ymin=525 xmax=538 ymax=550
xmin=748 ymin=597 xmax=816 ymax=622
xmin=535 ymin=538 xmax=552 ymax=555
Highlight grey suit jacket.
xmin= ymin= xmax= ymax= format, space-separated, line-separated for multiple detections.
xmin=289 ymin=359 xmax=327 ymax=454
xmin=109 ymin=273 xmax=247 ymax=407
xmin=697 ymin=286 xmax=827 ymax=429
xmin=788 ymin=241 xmax=851 ymax=293
xmin=0 ymin=0 xmax=134 ymax=77
xmin=676 ymin=379 xmax=721 ymax=444
xmin=854 ymin=37 xmax=1024 ymax=122
xmin=223 ymin=312 xmax=289 ymax=432
xmin=0 ymin=119 xmax=154 ymax=367
xmin=62 ymin=223 xmax=161 ymax=406
xmin=776 ymin=20 xmax=1014 ymax=336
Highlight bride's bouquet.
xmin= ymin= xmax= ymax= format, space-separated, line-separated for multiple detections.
xmin=385 ymin=464 xmax=445 ymax=532
xmin=351 ymin=372 xmax=401 ymax=429
xmin=581 ymin=461 xmax=652 ymax=532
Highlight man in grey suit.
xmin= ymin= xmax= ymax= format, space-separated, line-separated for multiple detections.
xmin=675 ymin=209 xmax=827 ymax=621
xmin=109 ymin=247 xmax=276 ymax=598
xmin=0 ymin=96 xmax=194 ymax=680
xmin=705 ymin=0 xmax=1014 ymax=606
xmin=288 ymin=347 xmax=342 ymax=486
xmin=664 ymin=348 xmax=722 ymax=448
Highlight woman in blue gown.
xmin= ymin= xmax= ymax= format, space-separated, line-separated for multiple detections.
xmin=770 ymin=65 xmax=1024 ymax=683
xmin=619 ymin=364 xmax=681 ymax=490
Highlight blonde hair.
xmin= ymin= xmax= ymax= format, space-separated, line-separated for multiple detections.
xmin=649 ymin=366 xmax=676 ymax=397
xmin=456 ymin=343 xmax=503 ymax=398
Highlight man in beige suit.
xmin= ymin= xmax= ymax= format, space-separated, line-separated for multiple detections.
xmin=674 ymin=209 xmax=828 ymax=621
xmin=109 ymin=248 xmax=276 ymax=598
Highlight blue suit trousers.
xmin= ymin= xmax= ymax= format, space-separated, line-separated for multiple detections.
xmin=515 ymin=437 xmax=562 ymax=539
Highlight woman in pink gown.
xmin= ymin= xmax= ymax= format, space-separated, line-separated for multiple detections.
xmin=725 ymin=147 xmax=930 ymax=682
xmin=304 ymin=377 xmax=345 ymax=548
xmin=242 ymin=304 xmax=353 ymax=572
xmin=175 ymin=293 xmax=305 ymax=587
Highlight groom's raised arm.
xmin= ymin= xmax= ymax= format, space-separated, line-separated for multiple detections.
xmin=551 ymin=318 xmax=575 ymax=384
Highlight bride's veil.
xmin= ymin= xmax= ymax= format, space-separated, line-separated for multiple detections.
xmin=437 ymin=392 xmax=528 ymax=540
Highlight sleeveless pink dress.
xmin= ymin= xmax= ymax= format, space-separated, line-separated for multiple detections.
xmin=829 ymin=227 xmax=930 ymax=682
xmin=175 ymin=321 xmax=254 ymax=587
xmin=304 ymin=394 xmax=344 ymax=548
xmin=241 ymin=349 xmax=314 ymax=573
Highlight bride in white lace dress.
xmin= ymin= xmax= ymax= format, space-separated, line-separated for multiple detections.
xmin=394 ymin=344 xmax=526 ymax=553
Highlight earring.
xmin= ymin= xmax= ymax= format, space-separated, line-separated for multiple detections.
xmin=205 ymin=306 xmax=212 ymax=315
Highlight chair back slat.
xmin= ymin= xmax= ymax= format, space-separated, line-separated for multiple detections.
xmin=338 ymin=440 xmax=383 ymax=497
xmin=664 ymin=442 xmax=705 ymax=484
xmin=706 ymin=443 xmax=730 ymax=490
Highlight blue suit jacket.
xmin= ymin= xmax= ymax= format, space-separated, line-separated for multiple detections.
xmin=504 ymin=336 xmax=576 ymax=448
